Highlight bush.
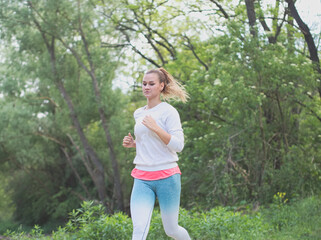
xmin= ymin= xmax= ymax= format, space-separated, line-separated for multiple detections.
xmin=6 ymin=201 xmax=270 ymax=240
xmin=182 ymin=208 xmax=270 ymax=240
xmin=5 ymin=196 xmax=321 ymax=240
xmin=263 ymin=195 xmax=321 ymax=239
xmin=0 ymin=220 xmax=21 ymax=235
xmin=53 ymin=201 xmax=132 ymax=240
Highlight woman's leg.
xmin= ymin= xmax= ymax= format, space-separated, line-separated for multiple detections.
xmin=156 ymin=174 xmax=191 ymax=240
xmin=130 ymin=179 xmax=156 ymax=240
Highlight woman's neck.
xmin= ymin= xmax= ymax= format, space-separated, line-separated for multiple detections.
xmin=146 ymin=98 xmax=162 ymax=110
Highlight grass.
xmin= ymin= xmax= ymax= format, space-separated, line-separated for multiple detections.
xmin=3 ymin=195 xmax=321 ymax=240
xmin=263 ymin=196 xmax=321 ymax=240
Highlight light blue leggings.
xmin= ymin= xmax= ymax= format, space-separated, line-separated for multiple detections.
xmin=130 ymin=174 xmax=191 ymax=240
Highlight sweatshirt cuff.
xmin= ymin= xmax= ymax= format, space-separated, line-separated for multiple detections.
xmin=167 ymin=135 xmax=184 ymax=152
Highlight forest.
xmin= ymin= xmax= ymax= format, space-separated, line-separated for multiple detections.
xmin=0 ymin=0 xmax=320 ymax=239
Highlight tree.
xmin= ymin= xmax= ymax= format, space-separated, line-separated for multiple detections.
xmin=27 ymin=0 xmax=124 ymax=211
xmin=0 ymin=0 xmax=129 ymax=224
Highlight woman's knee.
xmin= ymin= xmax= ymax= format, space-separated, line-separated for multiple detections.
xmin=164 ymin=225 xmax=178 ymax=237
xmin=164 ymin=225 xmax=191 ymax=240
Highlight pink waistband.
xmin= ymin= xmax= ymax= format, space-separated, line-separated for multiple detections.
xmin=131 ymin=165 xmax=181 ymax=180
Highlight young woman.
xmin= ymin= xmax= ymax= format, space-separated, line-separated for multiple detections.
xmin=123 ymin=68 xmax=191 ymax=240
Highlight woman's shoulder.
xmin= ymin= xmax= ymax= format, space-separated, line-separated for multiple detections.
xmin=133 ymin=106 xmax=145 ymax=118
xmin=160 ymin=102 xmax=176 ymax=111
xmin=160 ymin=102 xmax=180 ymax=118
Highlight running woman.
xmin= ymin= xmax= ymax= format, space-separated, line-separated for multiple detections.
xmin=123 ymin=67 xmax=191 ymax=240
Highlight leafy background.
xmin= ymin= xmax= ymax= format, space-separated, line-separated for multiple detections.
xmin=0 ymin=0 xmax=320 ymax=238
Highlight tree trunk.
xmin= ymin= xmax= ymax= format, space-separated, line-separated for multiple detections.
xmin=91 ymin=72 xmax=124 ymax=211
xmin=286 ymin=0 xmax=321 ymax=97
xmin=30 ymin=0 xmax=124 ymax=212
xmin=74 ymin=4 xmax=125 ymax=210
xmin=245 ymin=0 xmax=257 ymax=38
xmin=34 ymin=26 xmax=110 ymax=211
xmin=258 ymin=104 xmax=267 ymax=187
xmin=286 ymin=6 xmax=295 ymax=54
xmin=54 ymin=76 xmax=109 ymax=210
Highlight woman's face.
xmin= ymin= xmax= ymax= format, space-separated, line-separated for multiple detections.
xmin=142 ymin=73 xmax=164 ymax=100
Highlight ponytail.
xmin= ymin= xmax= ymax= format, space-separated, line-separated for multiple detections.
xmin=145 ymin=67 xmax=189 ymax=103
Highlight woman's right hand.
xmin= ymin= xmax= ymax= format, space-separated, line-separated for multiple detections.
xmin=122 ymin=133 xmax=136 ymax=148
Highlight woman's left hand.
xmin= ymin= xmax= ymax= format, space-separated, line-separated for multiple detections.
xmin=142 ymin=115 xmax=159 ymax=132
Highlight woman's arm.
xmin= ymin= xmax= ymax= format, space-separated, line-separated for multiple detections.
xmin=142 ymin=113 xmax=184 ymax=152
xmin=142 ymin=115 xmax=171 ymax=145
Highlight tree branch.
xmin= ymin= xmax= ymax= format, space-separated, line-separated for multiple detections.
xmin=183 ymin=35 xmax=209 ymax=71
xmin=120 ymin=29 xmax=161 ymax=67
xmin=131 ymin=11 xmax=166 ymax=65
xmin=77 ymin=0 xmax=95 ymax=74
xmin=34 ymin=132 xmax=66 ymax=147
xmin=209 ymin=0 xmax=230 ymax=19
xmin=66 ymin=134 xmax=95 ymax=181
xmin=295 ymin=100 xmax=321 ymax=123
xmin=136 ymin=12 xmax=177 ymax=60
xmin=101 ymin=42 xmax=130 ymax=48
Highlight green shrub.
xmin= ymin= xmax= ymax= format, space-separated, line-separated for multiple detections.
xmin=53 ymin=201 xmax=132 ymax=240
xmin=0 ymin=220 xmax=21 ymax=235
xmin=263 ymin=196 xmax=321 ymax=239
xmin=182 ymin=208 xmax=271 ymax=240
xmin=6 ymin=197 xmax=321 ymax=240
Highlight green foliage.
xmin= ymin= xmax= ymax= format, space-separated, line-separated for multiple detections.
xmin=267 ymin=192 xmax=292 ymax=231
xmin=173 ymin=23 xmax=321 ymax=208
xmin=0 ymin=0 xmax=131 ymax=227
xmin=6 ymin=197 xmax=321 ymax=239
xmin=263 ymin=196 xmax=321 ymax=239
xmin=182 ymin=208 xmax=270 ymax=240
xmin=0 ymin=174 xmax=15 ymax=221
xmin=59 ymin=201 xmax=132 ymax=239
xmin=0 ymin=220 xmax=20 ymax=236
xmin=0 ymin=0 xmax=321 ymax=232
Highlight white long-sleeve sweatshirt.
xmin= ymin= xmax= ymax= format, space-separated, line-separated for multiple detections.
xmin=133 ymin=102 xmax=184 ymax=171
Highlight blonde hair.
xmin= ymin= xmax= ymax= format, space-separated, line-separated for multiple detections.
xmin=145 ymin=67 xmax=189 ymax=103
